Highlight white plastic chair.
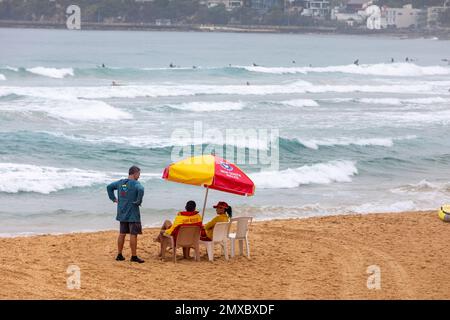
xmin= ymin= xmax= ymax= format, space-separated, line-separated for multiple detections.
xmin=199 ymin=222 xmax=230 ymax=262
xmin=228 ymin=217 xmax=253 ymax=259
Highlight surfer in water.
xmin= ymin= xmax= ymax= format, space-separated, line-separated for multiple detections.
xmin=354 ymin=59 xmax=359 ymax=66
xmin=169 ymin=63 xmax=175 ymax=68
xmin=252 ymin=63 xmax=258 ymax=67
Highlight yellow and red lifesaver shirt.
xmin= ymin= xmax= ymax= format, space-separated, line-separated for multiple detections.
xmin=203 ymin=213 xmax=230 ymax=240
xmin=164 ymin=211 xmax=202 ymax=241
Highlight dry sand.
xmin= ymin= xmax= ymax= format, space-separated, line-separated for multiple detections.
xmin=1 ymin=210 xmax=449 ymax=299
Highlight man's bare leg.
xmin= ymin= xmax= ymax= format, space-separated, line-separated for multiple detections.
xmin=130 ymin=234 xmax=137 ymax=256
xmin=118 ymin=233 xmax=126 ymax=255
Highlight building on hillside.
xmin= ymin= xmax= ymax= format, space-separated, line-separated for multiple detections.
xmin=330 ymin=0 xmax=369 ymax=25
xmin=301 ymin=0 xmax=330 ymax=18
xmin=155 ymin=19 xmax=171 ymax=26
xmin=207 ymin=0 xmax=244 ymax=10
xmin=345 ymin=0 xmax=372 ymax=13
xmin=248 ymin=0 xmax=281 ymax=11
xmin=332 ymin=11 xmax=365 ymax=25
xmin=427 ymin=5 xmax=448 ymax=28
xmin=383 ymin=4 xmax=426 ymax=29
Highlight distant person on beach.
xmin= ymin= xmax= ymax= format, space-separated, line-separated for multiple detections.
xmin=405 ymin=57 xmax=409 ymax=62
xmin=391 ymin=58 xmax=395 ymax=63
xmin=111 ymin=81 xmax=120 ymax=86
xmin=155 ymin=200 xmax=202 ymax=258
xmin=246 ymin=81 xmax=250 ymax=86
xmin=201 ymin=202 xmax=232 ymax=241
xmin=107 ymin=165 xmax=145 ymax=263
xmin=102 ymin=63 xmax=106 ymax=68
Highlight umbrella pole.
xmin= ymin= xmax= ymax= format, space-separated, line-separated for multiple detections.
xmin=201 ymin=187 xmax=209 ymax=220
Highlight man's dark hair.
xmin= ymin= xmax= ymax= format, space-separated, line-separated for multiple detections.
xmin=185 ymin=200 xmax=196 ymax=212
xmin=129 ymin=165 xmax=141 ymax=175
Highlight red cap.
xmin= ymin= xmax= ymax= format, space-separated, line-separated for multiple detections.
xmin=213 ymin=201 xmax=229 ymax=209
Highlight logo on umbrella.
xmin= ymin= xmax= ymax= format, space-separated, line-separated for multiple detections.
xmin=220 ymin=162 xmax=234 ymax=171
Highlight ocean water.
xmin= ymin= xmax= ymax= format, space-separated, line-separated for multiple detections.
xmin=1 ymin=28 xmax=450 ymax=236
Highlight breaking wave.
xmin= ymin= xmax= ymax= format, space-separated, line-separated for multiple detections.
xmin=249 ymin=160 xmax=358 ymax=189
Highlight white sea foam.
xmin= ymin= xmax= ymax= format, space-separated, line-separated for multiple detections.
xmin=391 ymin=180 xmax=450 ymax=194
xmin=0 ymin=81 xmax=434 ymax=100
xmin=0 ymin=97 xmax=132 ymax=121
xmin=359 ymin=97 xmax=449 ymax=106
xmin=279 ymin=99 xmax=319 ymax=107
xmin=0 ymin=74 xmax=5 ymax=81
xmin=349 ymin=200 xmax=418 ymax=213
xmin=298 ymin=137 xmax=394 ymax=149
xmin=166 ymin=101 xmax=246 ymax=112
xmin=5 ymin=66 xmax=19 ymax=72
xmin=249 ymin=160 xmax=358 ymax=189
xmin=26 ymin=67 xmax=74 ymax=79
xmin=359 ymin=98 xmax=404 ymax=106
xmin=373 ymin=109 xmax=450 ymax=125
xmin=45 ymin=131 xmax=269 ymax=150
xmin=0 ymin=163 xmax=160 ymax=194
xmin=295 ymin=135 xmax=416 ymax=150
xmin=242 ymin=63 xmax=450 ymax=77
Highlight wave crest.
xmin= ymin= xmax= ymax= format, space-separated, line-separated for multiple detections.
xmin=0 ymin=163 xmax=159 ymax=194
xmin=241 ymin=63 xmax=450 ymax=77
xmin=26 ymin=67 xmax=74 ymax=79
xmin=250 ymin=160 xmax=358 ymax=189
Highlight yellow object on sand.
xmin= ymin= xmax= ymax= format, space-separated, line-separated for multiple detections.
xmin=438 ymin=205 xmax=450 ymax=222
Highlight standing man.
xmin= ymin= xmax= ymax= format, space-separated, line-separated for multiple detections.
xmin=107 ymin=165 xmax=145 ymax=263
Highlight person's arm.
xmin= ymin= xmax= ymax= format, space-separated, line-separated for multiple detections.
xmin=106 ymin=181 xmax=119 ymax=203
xmin=133 ymin=183 xmax=144 ymax=206
xmin=204 ymin=216 xmax=218 ymax=231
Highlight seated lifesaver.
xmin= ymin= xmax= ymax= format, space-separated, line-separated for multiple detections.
xmin=438 ymin=205 xmax=450 ymax=222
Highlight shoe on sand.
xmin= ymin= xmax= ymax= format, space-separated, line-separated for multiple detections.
xmin=116 ymin=253 xmax=125 ymax=261
xmin=131 ymin=256 xmax=145 ymax=263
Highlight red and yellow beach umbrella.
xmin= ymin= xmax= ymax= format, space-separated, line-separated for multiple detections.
xmin=162 ymin=155 xmax=255 ymax=218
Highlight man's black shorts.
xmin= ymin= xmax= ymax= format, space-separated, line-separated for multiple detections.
xmin=119 ymin=222 xmax=142 ymax=235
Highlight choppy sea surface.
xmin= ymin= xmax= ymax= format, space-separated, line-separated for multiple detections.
xmin=1 ymin=28 xmax=450 ymax=236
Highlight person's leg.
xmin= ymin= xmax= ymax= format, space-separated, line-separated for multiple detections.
xmin=130 ymin=234 xmax=137 ymax=256
xmin=130 ymin=223 xmax=144 ymax=263
xmin=155 ymin=220 xmax=172 ymax=242
xmin=118 ymin=233 xmax=126 ymax=254
xmin=183 ymin=247 xmax=191 ymax=259
xmin=116 ymin=222 xmax=128 ymax=261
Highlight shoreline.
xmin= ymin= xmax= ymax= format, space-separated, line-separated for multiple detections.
xmin=1 ymin=20 xmax=449 ymax=40
xmin=0 ymin=209 xmax=437 ymax=239
xmin=1 ymin=210 xmax=450 ymax=299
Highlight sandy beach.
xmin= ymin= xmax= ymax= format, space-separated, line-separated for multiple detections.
xmin=0 ymin=210 xmax=449 ymax=300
